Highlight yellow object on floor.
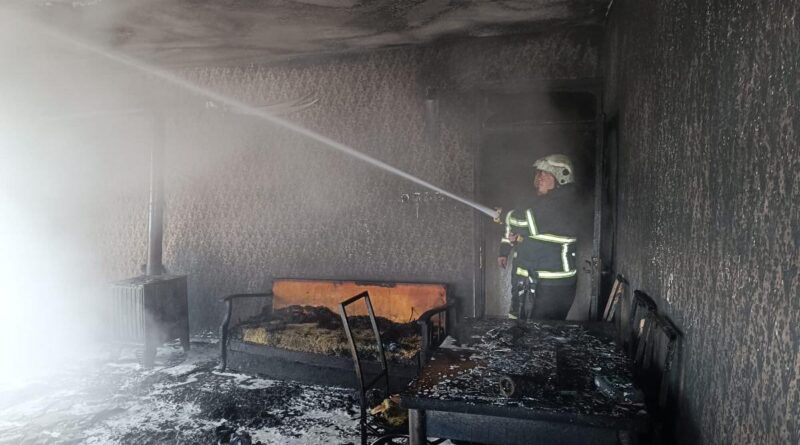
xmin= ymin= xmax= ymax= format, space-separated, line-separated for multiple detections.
xmin=370 ymin=396 xmax=408 ymax=427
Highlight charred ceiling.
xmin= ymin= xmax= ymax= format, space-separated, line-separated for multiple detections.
xmin=9 ymin=0 xmax=609 ymax=65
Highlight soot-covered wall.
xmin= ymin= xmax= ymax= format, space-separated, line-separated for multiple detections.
xmin=101 ymin=30 xmax=600 ymax=332
xmin=604 ymin=1 xmax=799 ymax=444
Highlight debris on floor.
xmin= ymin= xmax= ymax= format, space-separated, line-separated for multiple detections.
xmin=408 ymin=320 xmax=646 ymax=420
xmin=0 ymin=341 xmax=361 ymax=445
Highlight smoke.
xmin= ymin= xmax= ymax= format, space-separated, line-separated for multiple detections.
xmin=0 ymin=2 xmax=603 ymax=388
xmin=0 ymin=117 xmax=92 ymax=385
xmin=0 ymin=10 xmax=153 ymax=386
xmin=0 ymin=4 xmax=502 ymax=386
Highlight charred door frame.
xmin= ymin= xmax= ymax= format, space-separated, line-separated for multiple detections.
xmin=471 ymin=78 xmax=605 ymax=319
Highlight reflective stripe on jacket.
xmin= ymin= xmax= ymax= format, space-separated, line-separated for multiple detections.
xmin=499 ymin=186 xmax=579 ymax=282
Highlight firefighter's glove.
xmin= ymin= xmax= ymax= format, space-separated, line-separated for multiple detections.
xmin=492 ymin=207 xmax=503 ymax=224
xmin=507 ymin=232 xmax=524 ymax=245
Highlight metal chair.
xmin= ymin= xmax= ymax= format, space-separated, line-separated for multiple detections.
xmin=339 ymin=291 xmax=398 ymax=445
xmin=339 ymin=292 xmax=449 ymax=445
xmin=628 ymin=293 xmax=682 ymax=444
xmin=634 ymin=313 xmax=681 ymax=411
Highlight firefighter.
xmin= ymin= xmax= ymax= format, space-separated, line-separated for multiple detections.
xmin=496 ymin=154 xmax=579 ymax=320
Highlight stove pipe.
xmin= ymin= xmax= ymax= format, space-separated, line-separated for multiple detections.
xmin=146 ymin=114 xmax=165 ymax=276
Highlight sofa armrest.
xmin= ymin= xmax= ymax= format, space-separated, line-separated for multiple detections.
xmin=219 ymin=292 xmax=273 ymax=371
xmin=416 ymin=300 xmax=458 ymax=367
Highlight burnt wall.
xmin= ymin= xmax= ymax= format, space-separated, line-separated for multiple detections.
xmin=604 ymin=1 xmax=799 ymax=444
xmin=98 ymin=30 xmax=601 ymax=332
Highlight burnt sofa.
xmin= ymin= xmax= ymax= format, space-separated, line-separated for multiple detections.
xmin=219 ymin=279 xmax=457 ymax=389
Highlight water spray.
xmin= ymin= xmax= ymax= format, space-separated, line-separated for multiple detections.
xmin=19 ymin=14 xmax=499 ymax=219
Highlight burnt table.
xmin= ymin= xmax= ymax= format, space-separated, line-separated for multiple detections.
xmin=399 ymin=319 xmax=649 ymax=445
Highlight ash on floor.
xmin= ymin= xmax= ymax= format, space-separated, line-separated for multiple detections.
xmin=0 ymin=341 xmax=363 ymax=445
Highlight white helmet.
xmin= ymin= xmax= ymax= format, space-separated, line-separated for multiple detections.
xmin=534 ymin=154 xmax=575 ymax=186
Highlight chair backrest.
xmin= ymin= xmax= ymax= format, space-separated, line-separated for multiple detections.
xmin=627 ymin=291 xmax=682 ymax=438
xmin=603 ymin=274 xmax=627 ymax=322
xmin=655 ymin=314 xmax=682 ymax=444
xmin=630 ymin=290 xmax=658 ymax=359
xmin=615 ymin=281 xmax=632 ymax=351
xmin=631 ymin=309 xmax=682 ymax=444
xmin=340 ymin=291 xmax=392 ymax=445
xmin=339 ymin=291 xmax=390 ymax=401
xmin=639 ymin=314 xmax=681 ymax=411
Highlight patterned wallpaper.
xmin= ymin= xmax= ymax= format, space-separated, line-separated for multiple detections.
xmin=96 ymin=30 xmax=600 ymax=331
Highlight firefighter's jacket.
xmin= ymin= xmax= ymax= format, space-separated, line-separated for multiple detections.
xmin=499 ymin=185 xmax=580 ymax=285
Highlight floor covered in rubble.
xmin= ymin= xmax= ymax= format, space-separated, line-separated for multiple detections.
xmin=0 ymin=341 xmax=409 ymax=445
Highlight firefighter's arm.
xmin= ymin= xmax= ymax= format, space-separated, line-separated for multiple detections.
xmin=498 ymin=209 xmax=522 ymax=268
xmin=502 ymin=210 xmax=528 ymax=245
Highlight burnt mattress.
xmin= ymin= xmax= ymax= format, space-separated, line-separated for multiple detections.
xmin=234 ymin=305 xmax=422 ymax=364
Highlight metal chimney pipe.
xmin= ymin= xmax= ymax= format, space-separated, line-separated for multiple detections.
xmin=146 ymin=113 xmax=165 ymax=276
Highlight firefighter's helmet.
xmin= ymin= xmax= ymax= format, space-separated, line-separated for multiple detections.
xmin=534 ymin=154 xmax=575 ymax=186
